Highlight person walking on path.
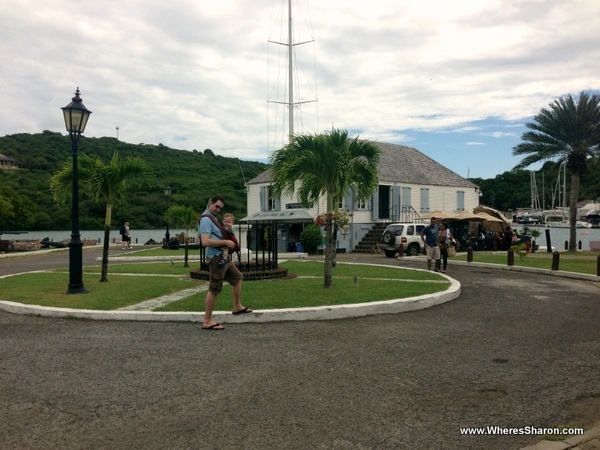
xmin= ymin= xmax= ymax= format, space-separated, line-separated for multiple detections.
xmin=198 ymin=196 xmax=252 ymax=330
xmin=421 ymin=217 xmax=441 ymax=272
xmin=437 ymin=222 xmax=458 ymax=273
xmin=121 ymin=221 xmax=132 ymax=250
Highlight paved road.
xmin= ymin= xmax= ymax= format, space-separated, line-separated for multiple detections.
xmin=1 ymin=249 xmax=599 ymax=449
xmin=0 ymin=246 xmax=105 ymax=276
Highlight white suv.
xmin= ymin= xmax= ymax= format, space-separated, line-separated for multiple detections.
xmin=378 ymin=223 xmax=426 ymax=257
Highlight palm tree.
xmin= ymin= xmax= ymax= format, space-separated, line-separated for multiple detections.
xmin=270 ymin=128 xmax=380 ymax=287
xmin=50 ymin=151 xmax=154 ymax=282
xmin=165 ymin=204 xmax=199 ymax=267
xmin=513 ymin=91 xmax=600 ymax=251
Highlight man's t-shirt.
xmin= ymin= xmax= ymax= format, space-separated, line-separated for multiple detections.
xmin=422 ymin=224 xmax=439 ymax=247
xmin=199 ymin=211 xmax=223 ymax=259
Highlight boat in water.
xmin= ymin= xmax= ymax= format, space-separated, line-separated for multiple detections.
xmin=518 ymin=212 xmax=544 ymax=225
xmin=545 ymin=220 xmax=592 ymax=229
xmin=584 ymin=207 xmax=600 ymax=228
xmin=519 ymin=164 xmax=595 ymax=229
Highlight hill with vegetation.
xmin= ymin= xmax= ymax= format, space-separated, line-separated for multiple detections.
xmin=0 ymin=132 xmax=267 ymax=231
xmin=1 ymin=132 xmax=599 ymax=232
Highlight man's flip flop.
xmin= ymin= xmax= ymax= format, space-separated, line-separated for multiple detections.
xmin=232 ymin=307 xmax=253 ymax=315
xmin=201 ymin=323 xmax=224 ymax=330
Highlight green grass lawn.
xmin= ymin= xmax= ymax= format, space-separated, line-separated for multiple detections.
xmin=453 ymin=250 xmax=600 ymax=275
xmin=0 ymin=272 xmax=195 ymax=310
xmin=0 ymin=260 xmax=450 ymax=312
xmin=156 ymin=260 xmax=450 ymax=312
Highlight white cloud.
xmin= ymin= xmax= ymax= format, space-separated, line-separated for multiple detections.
xmin=482 ymin=131 xmax=518 ymax=139
xmin=0 ymin=0 xmax=599 ymax=177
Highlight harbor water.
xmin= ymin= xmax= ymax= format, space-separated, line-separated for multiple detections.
xmin=2 ymin=226 xmax=600 ymax=251
xmin=512 ymin=225 xmax=600 ymax=251
xmin=0 ymin=229 xmax=190 ymax=246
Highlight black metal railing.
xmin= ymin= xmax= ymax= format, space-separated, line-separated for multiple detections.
xmin=198 ymin=220 xmax=280 ymax=272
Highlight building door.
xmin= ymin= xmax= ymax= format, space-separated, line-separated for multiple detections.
xmin=379 ymin=185 xmax=391 ymax=219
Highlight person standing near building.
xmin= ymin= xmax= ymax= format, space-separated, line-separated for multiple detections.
xmin=199 ymin=196 xmax=252 ymax=331
xmin=437 ymin=222 xmax=458 ymax=273
xmin=503 ymin=226 xmax=513 ymax=250
xmin=421 ymin=217 xmax=441 ymax=272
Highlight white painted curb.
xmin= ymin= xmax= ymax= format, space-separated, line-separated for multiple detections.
xmin=0 ymin=274 xmax=460 ymax=323
xmin=451 ymin=260 xmax=600 ymax=282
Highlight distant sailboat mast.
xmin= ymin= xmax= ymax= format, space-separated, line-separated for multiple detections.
xmin=550 ymin=161 xmax=568 ymax=220
xmin=530 ymin=170 xmax=541 ymax=212
xmin=562 ymin=160 xmax=567 ymax=220
xmin=268 ymin=0 xmax=318 ymax=149
xmin=287 ymin=0 xmax=294 ymax=141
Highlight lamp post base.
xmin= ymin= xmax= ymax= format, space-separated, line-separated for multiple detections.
xmin=66 ymin=238 xmax=88 ymax=295
xmin=67 ymin=284 xmax=88 ymax=295
xmin=164 ymin=224 xmax=170 ymax=249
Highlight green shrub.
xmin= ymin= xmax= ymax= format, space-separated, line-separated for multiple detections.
xmin=510 ymin=243 xmax=528 ymax=260
xmin=300 ymin=223 xmax=323 ymax=254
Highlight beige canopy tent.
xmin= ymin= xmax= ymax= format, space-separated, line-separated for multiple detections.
xmin=419 ymin=209 xmax=509 ymax=233
xmin=473 ymin=212 xmax=507 ymax=233
xmin=419 ymin=211 xmax=481 ymax=221
xmin=418 ymin=211 xmax=443 ymax=220
xmin=473 ymin=205 xmax=512 ymax=228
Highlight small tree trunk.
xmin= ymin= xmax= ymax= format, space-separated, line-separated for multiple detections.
xmin=324 ymin=214 xmax=333 ymax=288
xmin=100 ymin=226 xmax=110 ymax=282
xmin=568 ymin=172 xmax=580 ymax=252
xmin=332 ymin=225 xmax=338 ymax=267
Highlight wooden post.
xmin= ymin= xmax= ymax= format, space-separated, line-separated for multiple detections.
xmin=545 ymin=228 xmax=552 ymax=253
xmin=551 ymin=251 xmax=560 ymax=271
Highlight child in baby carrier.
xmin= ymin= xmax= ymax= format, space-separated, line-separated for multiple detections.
xmin=222 ymin=213 xmax=240 ymax=262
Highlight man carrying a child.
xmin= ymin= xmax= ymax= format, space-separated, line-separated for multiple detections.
xmin=198 ymin=196 xmax=252 ymax=331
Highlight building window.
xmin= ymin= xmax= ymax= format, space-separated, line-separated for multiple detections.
xmin=457 ymin=191 xmax=465 ymax=211
xmin=420 ymin=188 xmax=430 ymax=212
xmin=343 ymin=187 xmax=369 ymax=210
xmin=355 ymin=198 xmax=368 ymax=210
xmin=260 ymin=185 xmax=280 ymax=211
xmin=268 ymin=186 xmax=279 ymax=210
xmin=401 ymin=187 xmax=411 ymax=211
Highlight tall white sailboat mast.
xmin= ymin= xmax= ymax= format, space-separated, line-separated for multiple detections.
xmin=268 ymin=0 xmax=317 ymax=147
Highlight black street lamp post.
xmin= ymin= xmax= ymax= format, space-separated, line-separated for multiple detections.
xmin=62 ymin=88 xmax=91 ymax=294
xmin=163 ymin=185 xmax=172 ymax=248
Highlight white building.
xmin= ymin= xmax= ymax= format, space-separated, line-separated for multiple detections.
xmin=0 ymin=152 xmax=17 ymax=169
xmin=245 ymin=142 xmax=480 ymax=253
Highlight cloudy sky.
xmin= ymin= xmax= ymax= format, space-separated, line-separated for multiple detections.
xmin=1 ymin=0 xmax=599 ymax=180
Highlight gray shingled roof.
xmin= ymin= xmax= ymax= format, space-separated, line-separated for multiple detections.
xmin=248 ymin=141 xmax=476 ymax=188
xmin=247 ymin=167 xmax=273 ymax=184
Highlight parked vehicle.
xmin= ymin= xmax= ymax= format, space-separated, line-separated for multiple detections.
xmin=379 ymin=223 xmax=426 ymax=257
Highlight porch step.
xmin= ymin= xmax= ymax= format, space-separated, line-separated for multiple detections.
xmin=352 ymin=222 xmax=388 ymax=253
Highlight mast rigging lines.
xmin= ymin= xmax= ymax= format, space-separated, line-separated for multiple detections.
xmin=267 ymin=0 xmax=319 ymax=155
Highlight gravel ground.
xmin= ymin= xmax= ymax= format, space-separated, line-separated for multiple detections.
xmin=0 ymin=249 xmax=599 ymax=449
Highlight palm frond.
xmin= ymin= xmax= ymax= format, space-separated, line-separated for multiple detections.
xmin=513 ymin=91 xmax=600 ymax=173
